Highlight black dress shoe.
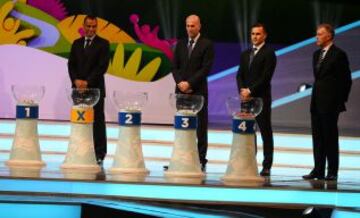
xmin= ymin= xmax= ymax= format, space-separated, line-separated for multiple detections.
xmin=325 ymin=174 xmax=338 ymax=181
xmin=302 ymin=172 xmax=324 ymax=180
xmin=260 ymin=168 xmax=271 ymax=176
xmin=96 ymin=159 xmax=104 ymax=167
xmin=201 ymin=163 xmax=206 ymax=172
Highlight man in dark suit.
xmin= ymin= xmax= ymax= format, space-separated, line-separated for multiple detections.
xmin=68 ymin=15 xmax=110 ymax=166
xmin=303 ymin=24 xmax=352 ymax=181
xmin=171 ymin=14 xmax=214 ymax=171
xmin=236 ymin=23 xmax=277 ymax=177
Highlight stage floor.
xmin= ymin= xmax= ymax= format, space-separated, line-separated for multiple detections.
xmin=0 ymin=120 xmax=360 ymax=215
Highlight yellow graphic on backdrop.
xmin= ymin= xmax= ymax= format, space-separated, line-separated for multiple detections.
xmin=0 ymin=1 xmax=35 ymax=45
xmin=108 ymin=43 xmax=161 ymax=82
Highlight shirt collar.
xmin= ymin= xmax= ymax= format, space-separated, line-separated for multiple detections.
xmin=321 ymin=42 xmax=333 ymax=52
xmin=253 ymin=42 xmax=265 ymax=51
xmin=188 ymin=33 xmax=201 ymax=44
xmin=85 ymin=35 xmax=96 ymax=41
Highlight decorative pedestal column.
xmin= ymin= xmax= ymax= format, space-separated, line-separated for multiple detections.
xmin=165 ymin=94 xmax=204 ymax=178
xmin=62 ymin=88 xmax=100 ymax=171
xmin=110 ymin=92 xmax=148 ymax=174
xmin=222 ymin=97 xmax=264 ymax=182
xmin=7 ymin=85 xmax=45 ymax=167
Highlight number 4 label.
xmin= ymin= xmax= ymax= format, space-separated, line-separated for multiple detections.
xmin=232 ymin=119 xmax=255 ymax=134
xmin=238 ymin=121 xmax=247 ymax=131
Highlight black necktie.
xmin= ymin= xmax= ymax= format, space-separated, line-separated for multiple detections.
xmin=249 ymin=47 xmax=257 ymax=67
xmin=316 ymin=49 xmax=326 ymax=71
xmin=188 ymin=39 xmax=195 ymax=58
xmin=85 ymin=39 xmax=91 ymax=49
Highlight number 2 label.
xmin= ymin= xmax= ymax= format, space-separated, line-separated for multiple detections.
xmin=125 ymin=114 xmax=133 ymax=124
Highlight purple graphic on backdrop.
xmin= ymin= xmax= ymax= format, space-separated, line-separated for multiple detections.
xmin=130 ymin=14 xmax=176 ymax=61
xmin=27 ymin=0 xmax=68 ymax=21
xmin=11 ymin=11 xmax=60 ymax=48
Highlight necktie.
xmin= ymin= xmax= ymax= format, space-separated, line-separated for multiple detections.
xmin=316 ymin=49 xmax=326 ymax=71
xmin=249 ymin=47 xmax=257 ymax=67
xmin=188 ymin=39 xmax=195 ymax=58
xmin=85 ymin=39 xmax=91 ymax=49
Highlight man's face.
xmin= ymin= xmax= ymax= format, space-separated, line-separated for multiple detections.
xmin=251 ymin=27 xmax=266 ymax=46
xmin=83 ymin=18 xmax=97 ymax=38
xmin=186 ymin=17 xmax=201 ymax=39
xmin=316 ymin=27 xmax=332 ymax=48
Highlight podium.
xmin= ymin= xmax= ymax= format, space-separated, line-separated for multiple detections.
xmin=165 ymin=94 xmax=205 ymax=177
xmin=62 ymin=88 xmax=100 ymax=171
xmin=222 ymin=97 xmax=264 ymax=182
xmin=6 ymin=85 xmax=45 ymax=167
xmin=109 ymin=91 xmax=149 ymax=174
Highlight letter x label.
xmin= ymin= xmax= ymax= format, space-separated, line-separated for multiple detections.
xmin=77 ymin=111 xmax=85 ymax=121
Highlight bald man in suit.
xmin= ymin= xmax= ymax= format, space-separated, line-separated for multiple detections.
xmin=171 ymin=15 xmax=214 ymax=171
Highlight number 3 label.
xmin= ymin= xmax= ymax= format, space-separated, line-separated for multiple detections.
xmin=175 ymin=116 xmax=196 ymax=129
xmin=181 ymin=118 xmax=189 ymax=128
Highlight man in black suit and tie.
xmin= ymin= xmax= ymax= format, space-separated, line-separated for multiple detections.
xmin=303 ymin=24 xmax=352 ymax=181
xmin=68 ymin=15 xmax=110 ymax=166
xmin=171 ymin=14 xmax=214 ymax=171
xmin=236 ymin=23 xmax=277 ymax=177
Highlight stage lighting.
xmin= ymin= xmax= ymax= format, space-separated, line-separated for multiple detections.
xmin=302 ymin=207 xmax=333 ymax=218
xmin=303 ymin=207 xmax=321 ymax=217
xmin=297 ymin=83 xmax=312 ymax=92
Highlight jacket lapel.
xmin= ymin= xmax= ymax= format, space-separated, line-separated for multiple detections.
xmin=317 ymin=45 xmax=334 ymax=76
xmin=188 ymin=37 xmax=201 ymax=59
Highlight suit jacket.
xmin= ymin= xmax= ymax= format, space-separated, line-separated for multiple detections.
xmin=236 ymin=44 xmax=276 ymax=102
xmin=68 ymin=35 xmax=110 ymax=97
xmin=311 ymin=45 xmax=352 ymax=113
xmin=172 ymin=36 xmax=214 ymax=95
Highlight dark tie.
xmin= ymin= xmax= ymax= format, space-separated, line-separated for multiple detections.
xmin=249 ymin=47 xmax=257 ymax=67
xmin=85 ymin=39 xmax=91 ymax=49
xmin=188 ymin=39 xmax=195 ymax=58
xmin=316 ymin=49 xmax=326 ymax=71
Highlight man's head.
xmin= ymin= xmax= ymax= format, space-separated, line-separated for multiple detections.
xmin=251 ymin=23 xmax=267 ymax=47
xmin=186 ymin=15 xmax=201 ymax=39
xmin=83 ymin=15 xmax=98 ymax=38
xmin=316 ymin=23 xmax=334 ymax=48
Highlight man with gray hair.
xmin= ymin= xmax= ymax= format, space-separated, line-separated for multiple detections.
xmin=303 ymin=23 xmax=352 ymax=181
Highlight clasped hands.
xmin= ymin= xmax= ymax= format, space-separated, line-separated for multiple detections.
xmin=177 ymin=81 xmax=193 ymax=94
xmin=240 ymin=88 xmax=251 ymax=101
xmin=74 ymin=79 xmax=88 ymax=89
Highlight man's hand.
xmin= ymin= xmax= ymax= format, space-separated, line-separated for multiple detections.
xmin=177 ymin=81 xmax=192 ymax=93
xmin=240 ymin=88 xmax=251 ymax=101
xmin=74 ymin=80 xmax=88 ymax=89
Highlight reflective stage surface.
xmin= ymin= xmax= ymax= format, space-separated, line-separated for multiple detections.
xmin=0 ymin=120 xmax=360 ymax=217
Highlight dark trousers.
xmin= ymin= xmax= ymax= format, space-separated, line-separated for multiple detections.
xmin=93 ymin=97 xmax=107 ymax=160
xmin=197 ymin=96 xmax=208 ymax=165
xmin=255 ymin=99 xmax=274 ymax=169
xmin=311 ymin=110 xmax=340 ymax=176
